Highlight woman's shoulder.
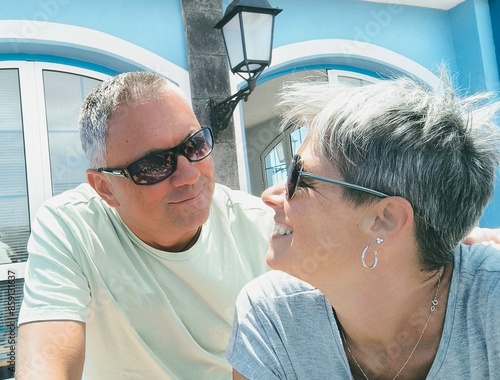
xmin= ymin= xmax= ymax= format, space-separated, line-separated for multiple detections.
xmin=233 ymin=270 xmax=332 ymax=334
xmin=236 ymin=270 xmax=320 ymax=309
xmin=458 ymin=242 xmax=500 ymax=274
xmin=454 ymin=243 xmax=500 ymax=306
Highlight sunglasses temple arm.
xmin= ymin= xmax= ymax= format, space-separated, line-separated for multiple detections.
xmin=300 ymin=173 xmax=388 ymax=198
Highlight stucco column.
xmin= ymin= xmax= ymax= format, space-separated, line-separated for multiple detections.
xmin=181 ymin=0 xmax=240 ymax=189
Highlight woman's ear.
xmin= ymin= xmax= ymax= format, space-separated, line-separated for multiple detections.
xmin=86 ymin=170 xmax=120 ymax=208
xmin=360 ymin=197 xmax=414 ymax=240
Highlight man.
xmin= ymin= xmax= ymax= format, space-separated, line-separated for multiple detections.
xmin=17 ymin=71 xmax=273 ymax=379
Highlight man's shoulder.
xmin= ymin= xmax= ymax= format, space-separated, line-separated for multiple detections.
xmin=44 ymin=183 xmax=100 ymax=208
xmin=213 ymin=183 xmax=268 ymax=209
xmin=44 ymin=183 xmax=102 ymax=208
xmin=212 ymin=183 xmax=273 ymax=221
xmin=38 ymin=183 xmax=111 ymax=224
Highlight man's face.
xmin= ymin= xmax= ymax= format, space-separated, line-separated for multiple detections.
xmin=90 ymin=91 xmax=215 ymax=251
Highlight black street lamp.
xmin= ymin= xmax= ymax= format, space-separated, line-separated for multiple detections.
xmin=210 ymin=0 xmax=282 ymax=136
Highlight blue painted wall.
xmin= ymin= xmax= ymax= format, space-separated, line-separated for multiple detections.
xmin=490 ymin=0 xmax=500 ymax=79
xmin=1 ymin=0 xmax=498 ymax=226
xmin=489 ymin=1 xmax=500 ymax=227
xmin=275 ymin=0 xmax=456 ymax=70
xmin=450 ymin=0 xmax=499 ymax=93
xmin=222 ymin=0 xmax=458 ymax=72
xmin=1 ymin=0 xmax=187 ymax=69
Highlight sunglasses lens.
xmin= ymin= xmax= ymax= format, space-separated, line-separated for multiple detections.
xmin=182 ymin=128 xmax=213 ymax=162
xmin=128 ymin=151 xmax=176 ymax=185
xmin=286 ymin=155 xmax=301 ymax=199
xmin=126 ymin=128 xmax=213 ymax=185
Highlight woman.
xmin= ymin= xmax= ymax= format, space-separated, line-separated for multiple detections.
xmin=226 ymin=74 xmax=500 ymax=379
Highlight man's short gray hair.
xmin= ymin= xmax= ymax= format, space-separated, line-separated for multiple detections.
xmin=79 ymin=71 xmax=188 ymax=169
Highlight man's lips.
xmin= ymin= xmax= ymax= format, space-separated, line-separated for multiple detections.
xmin=169 ymin=189 xmax=203 ymax=205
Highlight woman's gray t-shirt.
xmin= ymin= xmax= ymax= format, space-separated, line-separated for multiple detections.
xmin=226 ymin=244 xmax=500 ymax=379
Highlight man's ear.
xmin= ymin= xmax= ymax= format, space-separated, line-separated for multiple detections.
xmin=359 ymin=197 xmax=414 ymax=241
xmin=86 ymin=170 xmax=120 ymax=208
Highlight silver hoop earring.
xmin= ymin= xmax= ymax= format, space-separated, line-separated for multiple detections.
xmin=361 ymin=238 xmax=383 ymax=269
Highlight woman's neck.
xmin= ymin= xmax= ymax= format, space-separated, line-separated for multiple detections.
xmin=328 ymin=265 xmax=452 ymax=380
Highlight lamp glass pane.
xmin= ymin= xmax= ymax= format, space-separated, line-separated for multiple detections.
xmin=241 ymin=11 xmax=273 ymax=68
xmin=221 ymin=14 xmax=244 ymax=71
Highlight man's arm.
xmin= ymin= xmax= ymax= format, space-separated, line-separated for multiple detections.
xmin=17 ymin=320 xmax=86 ymax=380
xmin=233 ymin=369 xmax=249 ymax=380
xmin=463 ymin=227 xmax=500 ymax=246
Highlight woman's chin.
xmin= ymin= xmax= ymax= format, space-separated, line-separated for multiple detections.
xmin=265 ymin=248 xmax=293 ymax=274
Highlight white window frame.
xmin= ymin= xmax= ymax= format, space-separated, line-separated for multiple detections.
xmin=327 ymin=69 xmax=380 ymax=85
xmin=0 ymin=61 xmax=109 ymax=280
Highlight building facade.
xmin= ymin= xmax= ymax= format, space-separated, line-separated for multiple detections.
xmin=0 ymin=0 xmax=498 ymax=377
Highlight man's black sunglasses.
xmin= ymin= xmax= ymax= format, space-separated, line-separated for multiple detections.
xmin=286 ymin=154 xmax=388 ymax=199
xmin=98 ymin=127 xmax=214 ymax=185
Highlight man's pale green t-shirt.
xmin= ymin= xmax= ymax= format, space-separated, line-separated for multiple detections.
xmin=19 ymin=183 xmax=273 ymax=379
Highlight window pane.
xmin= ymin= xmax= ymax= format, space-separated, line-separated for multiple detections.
xmin=290 ymin=127 xmax=308 ymax=156
xmin=264 ymin=141 xmax=287 ymax=187
xmin=43 ymin=71 xmax=102 ymax=195
xmin=338 ymin=75 xmax=372 ymax=87
xmin=0 ymin=69 xmax=29 ymax=264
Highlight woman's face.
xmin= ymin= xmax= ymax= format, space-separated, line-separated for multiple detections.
xmin=261 ymin=141 xmax=370 ymax=286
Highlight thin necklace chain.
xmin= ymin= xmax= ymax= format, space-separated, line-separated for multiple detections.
xmin=340 ymin=269 xmax=443 ymax=380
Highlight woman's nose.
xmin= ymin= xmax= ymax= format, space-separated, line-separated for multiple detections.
xmin=261 ymin=180 xmax=286 ymax=209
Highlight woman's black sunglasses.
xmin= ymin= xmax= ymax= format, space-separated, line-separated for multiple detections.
xmin=286 ymin=154 xmax=388 ymax=199
xmin=98 ymin=127 xmax=214 ymax=185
